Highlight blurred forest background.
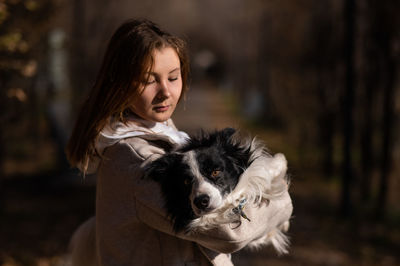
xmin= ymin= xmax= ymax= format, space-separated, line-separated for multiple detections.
xmin=1 ymin=0 xmax=399 ymax=265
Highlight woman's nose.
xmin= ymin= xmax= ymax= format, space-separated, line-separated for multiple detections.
xmin=157 ymin=80 xmax=171 ymax=98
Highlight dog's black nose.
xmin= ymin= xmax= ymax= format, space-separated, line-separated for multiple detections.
xmin=194 ymin=194 xmax=210 ymax=210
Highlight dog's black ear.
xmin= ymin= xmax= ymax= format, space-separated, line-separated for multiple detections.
xmin=219 ymin=127 xmax=236 ymax=139
xmin=215 ymin=127 xmax=237 ymax=145
xmin=219 ymin=128 xmax=252 ymax=168
xmin=217 ymin=127 xmax=242 ymax=147
xmin=144 ymin=153 xmax=180 ymax=182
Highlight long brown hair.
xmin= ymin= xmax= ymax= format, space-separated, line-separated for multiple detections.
xmin=66 ymin=19 xmax=190 ymax=172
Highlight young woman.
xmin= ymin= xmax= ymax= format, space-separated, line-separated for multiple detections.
xmin=66 ymin=19 xmax=292 ymax=266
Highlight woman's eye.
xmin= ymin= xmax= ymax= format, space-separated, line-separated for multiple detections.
xmin=169 ymin=77 xmax=178 ymax=82
xmin=211 ymin=170 xmax=220 ymax=178
xmin=143 ymin=74 xmax=156 ymax=85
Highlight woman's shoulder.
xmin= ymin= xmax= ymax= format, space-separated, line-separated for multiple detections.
xmin=106 ymin=136 xmax=168 ymax=162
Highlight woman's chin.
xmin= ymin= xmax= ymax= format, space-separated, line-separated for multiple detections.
xmin=149 ymin=112 xmax=173 ymax=123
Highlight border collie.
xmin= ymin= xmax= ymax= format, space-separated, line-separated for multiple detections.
xmin=145 ymin=128 xmax=291 ymax=254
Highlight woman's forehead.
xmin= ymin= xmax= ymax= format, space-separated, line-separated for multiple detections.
xmin=148 ymin=47 xmax=181 ymax=73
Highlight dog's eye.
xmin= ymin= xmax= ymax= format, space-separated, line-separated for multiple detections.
xmin=211 ymin=170 xmax=220 ymax=179
xmin=184 ymin=178 xmax=191 ymax=186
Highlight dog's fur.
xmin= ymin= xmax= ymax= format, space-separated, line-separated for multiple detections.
xmin=145 ymin=128 xmax=291 ymax=254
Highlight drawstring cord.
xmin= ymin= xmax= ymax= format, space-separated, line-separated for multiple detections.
xmin=232 ymin=198 xmax=251 ymax=222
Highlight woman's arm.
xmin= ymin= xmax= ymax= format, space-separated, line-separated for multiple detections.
xmin=135 ymin=186 xmax=292 ymax=253
xmin=98 ymin=139 xmax=292 ymax=254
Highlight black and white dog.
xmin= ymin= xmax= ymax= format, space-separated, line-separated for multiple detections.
xmin=145 ymin=128 xmax=291 ymax=254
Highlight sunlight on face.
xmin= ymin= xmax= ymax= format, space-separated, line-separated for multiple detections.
xmin=131 ymin=47 xmax=182 ymax=123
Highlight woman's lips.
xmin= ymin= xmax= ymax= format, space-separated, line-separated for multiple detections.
xmin=153 ymin=105 xmax=170 ymax=112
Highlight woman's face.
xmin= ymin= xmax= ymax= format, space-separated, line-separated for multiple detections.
xmin=131 ymin=47 xmax=183 ymax=123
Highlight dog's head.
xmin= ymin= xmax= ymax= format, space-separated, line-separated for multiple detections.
xmin=145 ymin=128 xmax=252 ymax=232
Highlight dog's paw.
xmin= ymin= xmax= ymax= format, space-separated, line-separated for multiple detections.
xmin=279 ymin=220 xmax=290 ymax=232
xmin=267 ymin=153 xmax=287 ymax=179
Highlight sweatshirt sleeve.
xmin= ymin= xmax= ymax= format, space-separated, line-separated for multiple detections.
xmin=98 ymin=139 xmax=293 ymax=254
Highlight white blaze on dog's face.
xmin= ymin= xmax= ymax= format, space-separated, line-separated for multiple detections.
xmin=184 ymin=151 xmax=223 ymax=216
xmin=145 ymin=128 xmax=250 ymax=232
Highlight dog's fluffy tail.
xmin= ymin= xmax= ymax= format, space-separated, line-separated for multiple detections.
xmin=64 ymin=217 xmax=97 ymax=266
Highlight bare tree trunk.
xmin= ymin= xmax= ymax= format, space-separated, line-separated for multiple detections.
xmin=71 ymin=0 xmax=86 ymax=111
xmin=360 ymin=71 xmax=376 ymax=202
xmin=364 ymin=0 xmax=399 ymax=219
xmin=0 ymin=74 xmax=10 ymax=178
xmin=340 ymin=0 xmax=356 ymax=217
xmin=360 ymin=6 xmax=379 ymax=202
xmin=0 ymin=75 xmax=9 ymax=214
xmin=311 ymin=1 xmax=337 ymax=178
xmin=317 ymin=74 xmax=335 ymax=178
xmin=376 ymin=48 xmax=396 ymax=218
